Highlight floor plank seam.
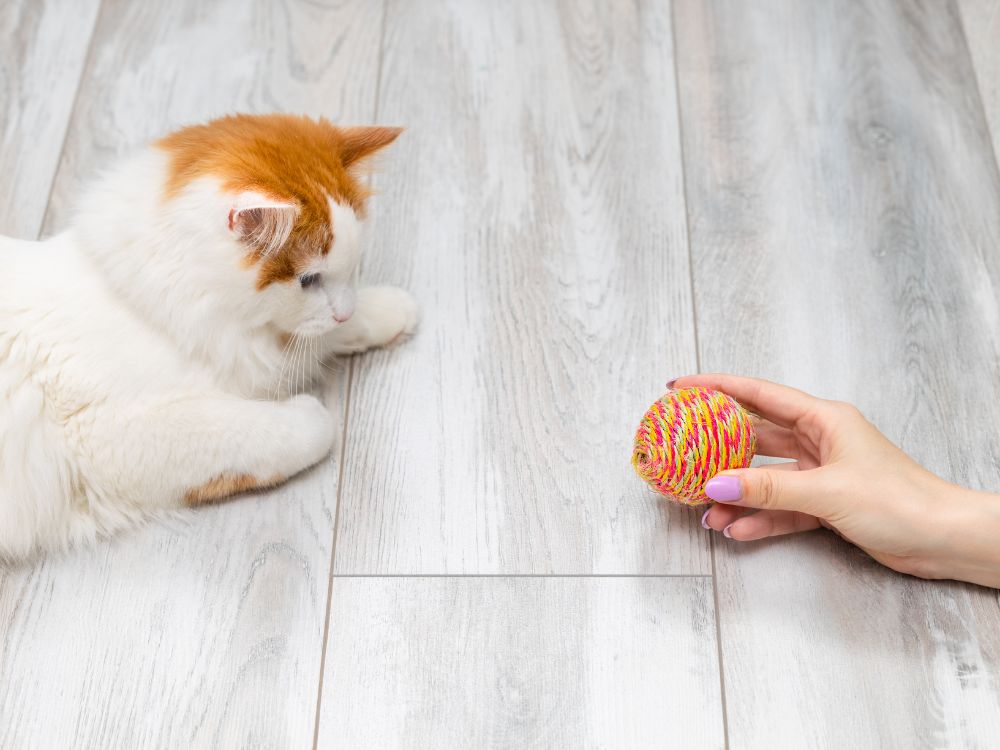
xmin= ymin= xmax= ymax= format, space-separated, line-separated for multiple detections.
xmin=708 ymin=534 xmax=731 ymax=749
xmin=669 ymin=8 xmax=703 ymax=382
xmin=371 ymin=0 xmax=389 ymax=124
xmin=311 ymin=358 xmax=356 ymax=750
xmin=669 ymin=4 xmax=729 ymax=747
xmin=36 ymin=0 xmax=104 ymax=239
xmin=328 ymin=573 xmax=714 ymax=578
xmin=312 ymin=4 xmax=390 ymax=745
xmin=955 ymin=3 xmax=1000 ymax=203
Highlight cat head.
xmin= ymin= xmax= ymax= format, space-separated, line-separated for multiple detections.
xmin=153 ymin=114 xmax=401 ymax=338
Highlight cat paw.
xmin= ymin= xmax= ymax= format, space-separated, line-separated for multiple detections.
xmin=283 ymin=394 xmax=336 ymax=466
xmin=357 ymin=285 xmax=420 ymax=348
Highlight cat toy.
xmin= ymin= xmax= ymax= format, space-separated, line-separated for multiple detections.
xmin=631 ymin=386 xmax=757 ymax=505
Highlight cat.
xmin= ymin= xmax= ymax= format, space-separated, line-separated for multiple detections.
xmin=0 ymin=113 xmax=418 ymax=561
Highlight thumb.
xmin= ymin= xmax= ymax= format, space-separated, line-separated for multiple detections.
xmin=705 ymin=467 xmax=831 ymax=515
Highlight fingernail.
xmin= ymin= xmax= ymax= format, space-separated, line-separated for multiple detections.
xmin=705 ymin=476 xmax=742 ymax=502
xmin=723 ymin=523 xmax=734 ymax=539
xmin=666 ymin=378 xmax=678 ymax=388
xmin=700 ymin=508 xmax=711 ymax=530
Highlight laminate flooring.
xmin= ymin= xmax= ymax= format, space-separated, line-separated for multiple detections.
xmin=2 ymin=1 xmax=998 ymax=747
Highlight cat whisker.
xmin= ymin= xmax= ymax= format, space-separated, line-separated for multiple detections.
xmin=272 ymin=333 xmax=297 ymax=400
xmin=292 ymin=334 xmax=305 ymax=395
xmin=306 ymin=336 xmax=314 ymax=393
xmin=295 ymin=336 xmax=303 ymax=395
xmin=317 ymin=347 xmax=340 ymax=373
xmin=299 ymin=334 xmax=311 ymax=394
xmin=279 ymin=333 xmax=304 ymax=399
xmin=300 ymin=335 xmax=309 ymax=394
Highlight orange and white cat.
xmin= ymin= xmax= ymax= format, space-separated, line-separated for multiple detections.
xmin=0 ymin=114 xmax=417 ymax=560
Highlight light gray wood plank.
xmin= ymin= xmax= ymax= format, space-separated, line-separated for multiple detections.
xmin=317 ymin=576 xmax=723 ymax=749
xmin=0 ymin=0 xmax=384 ymax=746
xmin=959 ymin=0 xmax=1000 ymax=162
xmin=0 ymin=0 xmax=101 ymax=238
xmin=334 ymin=0 xmax=704 ymax=575
xmin=674 ymin=0 xmax=1000 ymax=746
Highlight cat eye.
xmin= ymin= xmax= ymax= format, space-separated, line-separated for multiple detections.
xmin=299 ymin=273 xmax=322 ymax=289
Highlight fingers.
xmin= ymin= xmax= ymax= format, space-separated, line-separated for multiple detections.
xmin=701 ymin=503 xmax=821 ymax=541
xmin=670 ymin=373 xmax=820 ymax=429
xmin=701 ymin=502 xmax=744 ymax=531
xmin=754 ymin=419 xmax=801 ymax=460
xmin=704 ymin=465 xmax=833 ymax=516
xmin=699 ymin=463 xmax=800 ymax=531
xmin=723 ymin=510 xmax=822 ymax=541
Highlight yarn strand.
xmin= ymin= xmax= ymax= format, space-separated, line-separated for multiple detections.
xmin=631 ymin=387 xmax=757 ymax=505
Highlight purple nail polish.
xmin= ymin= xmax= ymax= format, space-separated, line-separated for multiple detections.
xmin=666 ymin=378 xmax=678 ymax=388
xmin=723 ymin=524 xmax=734 ymax=539
xmin=705 ymin=476 xmax=742 ymax=502
xmin=700 ymin=509 xmax=711 ymax=530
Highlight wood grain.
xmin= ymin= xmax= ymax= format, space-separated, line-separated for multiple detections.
xmin=0 ymin=0 xmax=383 ymax=746
xmin=0 ymin=0 xmax=101 ymax=238
xmin=674 ymin=0 xmax=1000 ymax=745
xmin=316 ymin=576 xmax=723 ymax=749
xmin=333 ymin=0 xmax=704 ymax=575
xmin=959 ymin=0 xmax=1000 ymax=161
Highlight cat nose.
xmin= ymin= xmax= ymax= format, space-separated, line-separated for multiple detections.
xmin=331 ymin=287 xmax=356 ymax=323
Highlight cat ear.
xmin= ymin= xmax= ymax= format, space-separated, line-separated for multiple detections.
xmin=338 ymin=126 xmax=403 ymax=168
xmin=228 ymin=192 xmax=299 ymax=257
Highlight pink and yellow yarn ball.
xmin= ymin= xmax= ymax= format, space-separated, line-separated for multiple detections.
xmin=631 ymin=387 xmax=757 ymax=505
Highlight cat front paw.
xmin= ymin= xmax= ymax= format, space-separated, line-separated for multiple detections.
xmin=357 ymin=285 xmax=420 ymax=348
xmin=283 ymin=394 xmax=336 ymax=467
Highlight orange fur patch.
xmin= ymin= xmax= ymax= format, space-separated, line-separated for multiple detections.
xmin=184 ymin=472 xmax=285 ymax=507
xmin=156 ymin=114 xmax=401 ymax=288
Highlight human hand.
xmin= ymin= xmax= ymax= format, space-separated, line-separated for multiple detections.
xmin=674 ymin=373 xmax=1000 ymax=588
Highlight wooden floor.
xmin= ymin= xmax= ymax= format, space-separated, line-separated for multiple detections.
xmin=3 ymin=0 xmax=1000 ymax=746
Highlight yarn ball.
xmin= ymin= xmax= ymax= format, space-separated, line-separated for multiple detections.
xmin=631 ymin=386 xmax=757 ymax=505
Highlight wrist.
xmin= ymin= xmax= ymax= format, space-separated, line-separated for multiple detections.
xmin=936 ymin=485 xmax=1000 ymax=588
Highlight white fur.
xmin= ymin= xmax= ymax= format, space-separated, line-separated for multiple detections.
xmin=231 ymin=191 xmax=298 ymax=257
xmin=0 ymin=148 xmax=418 ymax=560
